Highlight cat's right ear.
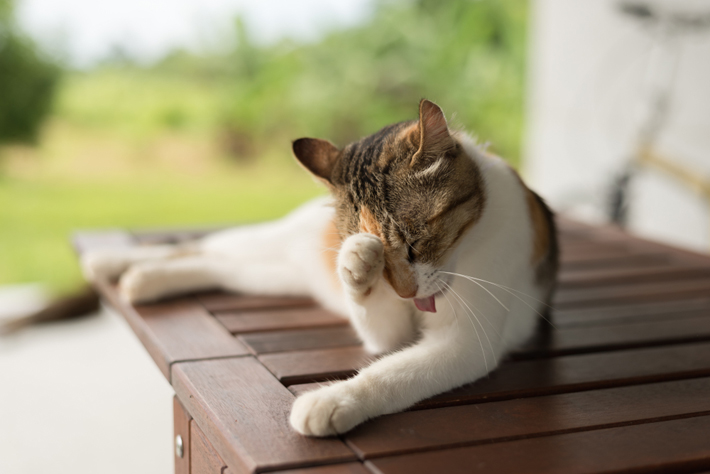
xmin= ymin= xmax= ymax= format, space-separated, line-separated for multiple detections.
xmin=292 ymin=138 xmax=340 ymax=184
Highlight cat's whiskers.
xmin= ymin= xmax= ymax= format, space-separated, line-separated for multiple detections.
xmin=439 ymin=271 xmax=558 ymax=330
xmin=436 ymin=280 xmax=488 ymax=372
xmin=441 ymin=281 xmax=498 ymax=367
xmin=439 ymin=271 xmax=509 ymax=312
xmin=442 ymin=281 xmax=503 ymax=342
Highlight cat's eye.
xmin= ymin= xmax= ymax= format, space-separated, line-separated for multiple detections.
xmin=406 ymin=241 xmax=418 ymax=263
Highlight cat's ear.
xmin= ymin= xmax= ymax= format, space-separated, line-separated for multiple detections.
xmin=411 ymin=99 xmax=455 ymax=168
xmin=292 ymin=138 xmax=340 ymax=184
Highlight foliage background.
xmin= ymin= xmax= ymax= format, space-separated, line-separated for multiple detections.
xmin=1 ymin=0 xmax=528 ymax=292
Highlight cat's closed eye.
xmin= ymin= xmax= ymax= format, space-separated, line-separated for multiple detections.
xmin=406 ymin=241 xmax=418 ymax=262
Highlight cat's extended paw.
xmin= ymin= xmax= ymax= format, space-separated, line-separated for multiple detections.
xmin=338 ymin=233 xmax=385 ymax=296
xmin=290 ymin=383 xmax=367 ymax=437
xmin=81 ymin=250 xmax=132 ymax=282
xmin=119 ymin=263 xmax=167 ymax=304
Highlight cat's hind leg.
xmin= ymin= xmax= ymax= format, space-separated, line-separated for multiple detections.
xmin=81 ymin=244 xmax=193 ymax=282
xmin=119 ymin=256 xmax=312 ymax=304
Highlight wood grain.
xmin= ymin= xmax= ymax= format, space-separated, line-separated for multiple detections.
xmin=366 ymin=415 xmax=710 ymax=474
xmin=270 ymin=463 xmax=372 ymax=474
xmin=558 ymin=262 xmax=710 ymax=289
xmin=174 ymin=397 xmax=192 ymax=474
xmin=191 ymin=419 xmax=228 ymax=474
xmin=198 ymin=292 xmax=315 ymax=313
xmin=100 ymin=285 xmax=249 ymax=380
xmin=240 ymin=327 xmax=361 ymax=355
xmin=553 ymin=297 xmax=710 ymax=327
xmin=345 ymin=377 xmax=710 ymax=459
xmin=259 ymin=347 xmax=374 ymax=385
xmin=553 ymin=277 xmax=710 ymax=309
xmin=172 ymin=357 xmax=356 ymax=473
xmin=215 ymin=307 xmax=347 ymax=335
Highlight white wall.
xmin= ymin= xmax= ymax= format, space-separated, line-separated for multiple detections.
xmin=525 ymin=0 xmax=710 ymax=252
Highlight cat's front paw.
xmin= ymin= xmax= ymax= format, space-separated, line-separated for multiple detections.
xmin=119 ymin=263 xmax=167 ymax=304
xmin=290 ymin=383 xmax=367 ymax=437
xmin=338 ymin=233 xmax=384 ymax=296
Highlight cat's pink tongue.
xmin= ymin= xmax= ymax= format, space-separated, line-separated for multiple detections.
xmin=414 ymin=295 xmax=437 ymax=313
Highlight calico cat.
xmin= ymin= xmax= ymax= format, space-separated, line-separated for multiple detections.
xmin=81 ymin=99 xmax=558 ymax=437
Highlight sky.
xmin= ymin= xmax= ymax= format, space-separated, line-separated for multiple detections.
xmin=16 ymin=0 xmax=372 ymax=67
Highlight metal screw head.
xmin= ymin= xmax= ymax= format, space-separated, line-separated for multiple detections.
xmin=175 ymin=434 xmax=184 ymax=458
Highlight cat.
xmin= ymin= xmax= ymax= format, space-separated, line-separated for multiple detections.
xmin=81 ymin=99 xmax=558 ymax=437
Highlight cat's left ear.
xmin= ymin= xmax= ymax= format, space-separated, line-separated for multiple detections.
xmin=411 ymin=99 xmax=455 ymax=168
xmin=292 ymin=138 xmax=340 ymax=184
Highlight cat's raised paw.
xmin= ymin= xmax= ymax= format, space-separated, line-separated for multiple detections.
xmin=338 ymin=233 xmax=384 ymax=296
xmin=289 ymin=383 xmax=366 ymax=437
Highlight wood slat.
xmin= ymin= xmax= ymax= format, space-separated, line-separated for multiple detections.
xmin=240 ymin=327 xmax=361 ymax=355
xmin=345 ymin=377 xmax=710 ymax=459
xmin=366 ymin=415 xmax=710 ymax=474
xmin=553 ymin=277 xmax=710 ymax=309
xmin=71 ymin=229 xmax=135 ymax=253
xmin=288 ymin=342 xmax=710 ymax=407
xmin=558 ymin=263 xmax=710 ymax=289
xmin=559 ymin=252 xmax=671 ymax=271
xmin=259 ymin=347 xmax=373 ymax=385
xmin=271 ymin=463 xmax=372 ymax=474
xmin=99 ymin=284 xmax=249 ymax=380
xmin=554 ymin=298 xmax=710 ymax=327
xmin=172 ymin=357 xmax=357 ymax=473
xmin=215 ymin=307 xmax=347 ymax=335
xmin=198 ymin=292 xmax=316 ymax=313
xmin=191 ymin=420 xmax=228 ymax=474
xmin=174 ymin=397 xmax=192 ymax=474
xmin=514 ymin=316 xmax=710 ymax=359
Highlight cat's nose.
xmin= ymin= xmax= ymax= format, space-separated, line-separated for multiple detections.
xmin=397 ymin=286 xmax=418 ymax=299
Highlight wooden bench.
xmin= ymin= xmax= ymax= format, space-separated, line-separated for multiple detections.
xmin=74 ymin=218 xmax=710 ymax=473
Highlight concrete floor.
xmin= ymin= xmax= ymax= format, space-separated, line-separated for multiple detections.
xmin=0 ymin=285 xmax=174 ymax=474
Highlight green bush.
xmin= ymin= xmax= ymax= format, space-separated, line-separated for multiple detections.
xmin=0 ymin=0 xmax=61 ymax=144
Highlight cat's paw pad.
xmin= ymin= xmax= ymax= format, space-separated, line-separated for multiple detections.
xmin=119 ymin=264 xmax=166 ymax=304
xmin=290 ymin=384 xmax=366 ymax=437
xmin=81 ymin=250 xmax=132 ymax=282
xmin=338 ymin=233 xmax=384 ymax=294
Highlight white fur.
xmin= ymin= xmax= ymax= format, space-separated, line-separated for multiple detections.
xmin=81 ymin=133 xmax=544 ymax=437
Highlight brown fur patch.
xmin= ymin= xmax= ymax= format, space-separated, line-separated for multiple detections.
xmin=321 ymin=218 xmax=342 ymax=290
xmin=383 ymin=256 xmax=418 ymax=298
xmin=526 ymin=188 xmax=551 ymax=265
xmin=359 ymin=206 xmax=382 ymax=237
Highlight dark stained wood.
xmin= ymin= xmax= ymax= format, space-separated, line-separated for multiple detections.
xmin=240 ymin=327 xmax=361 ymax=355
xmin=345 ymin=377 xmax=710 ymax=459
xmin=259 ymin=347 xmax=374 ymax=385
xmin=99 ymin=284 xmax=249 ymax=380
xmin=191 ymin=420 xmax=228 ymax=474
xmin=174 ymin=397 xmax=192 ymax=474
xmin=553 ymin=297 xmax=710 ymax=327
xmin=288 ymin=342 xmax=710 ymax=407
xmin=198 ymin=292 xmax=316 ymax=313
xmin=172 ymin=357 xmax=356 ymax=473
xmin=366 ymin=415 xmax=710 ymax=474
xmin=560 ymin=252 xmax=671 ymax=271
xmin=514 ymin=316 xmax=710 ymax=359
xmin=215 ymin=307 xmax=347 ymax=335
xmin=271 ymin=463 xmax=372 ymax=474
xmin=553 ymin=277 xmax=710 ymax=309
xmin=558 ymin=262 xmax=710 ymax=289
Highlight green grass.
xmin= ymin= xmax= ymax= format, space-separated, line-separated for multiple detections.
xmin=0 ymin=165 xmax=324 ymax=293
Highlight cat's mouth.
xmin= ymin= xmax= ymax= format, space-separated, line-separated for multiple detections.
xmin=413 ymin=290 xmax=444 ymax=313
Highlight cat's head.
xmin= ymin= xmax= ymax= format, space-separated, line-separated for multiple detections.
xmin=293 ymin=99 xmax=486 ymax=311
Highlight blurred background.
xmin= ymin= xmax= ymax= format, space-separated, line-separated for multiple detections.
xmin=1 ymin=0 xmax=709 ymax=473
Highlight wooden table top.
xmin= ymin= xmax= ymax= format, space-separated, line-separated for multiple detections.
xmin=74 ymin=218 xmax=710 ymax=474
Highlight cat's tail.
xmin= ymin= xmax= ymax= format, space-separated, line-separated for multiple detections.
xmin=0 ymin=285 xmax=100 ymax=336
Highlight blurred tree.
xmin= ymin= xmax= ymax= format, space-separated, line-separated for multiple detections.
xmin=0 ymin=0 xmax=61 ymax=144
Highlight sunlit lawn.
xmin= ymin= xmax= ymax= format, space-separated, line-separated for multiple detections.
xmin=1 ymin=72 xmax=326 ymax=293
